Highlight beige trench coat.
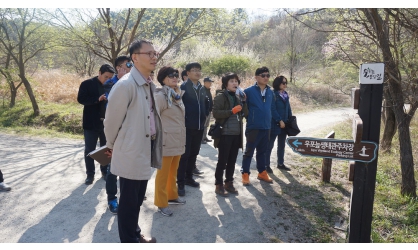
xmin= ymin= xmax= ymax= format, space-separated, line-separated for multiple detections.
xmin=154 ymin=85 xmax=186 ymax=157
xmin=104 ymin=66 xmax=163 ymax=180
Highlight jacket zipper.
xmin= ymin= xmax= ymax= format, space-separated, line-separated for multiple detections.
xmin=192 ymin=85 xmax=201 ymax=130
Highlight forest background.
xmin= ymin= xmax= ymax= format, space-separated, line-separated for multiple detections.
xmin=0 ymin=6 xmax=417 ymax=242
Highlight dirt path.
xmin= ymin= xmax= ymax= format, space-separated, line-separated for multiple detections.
xmin=0 ymin=107 xmax=353 ymax=243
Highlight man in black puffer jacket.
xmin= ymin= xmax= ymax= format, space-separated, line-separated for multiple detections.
xmin=177 ymin=62 xmax=210 ymax=196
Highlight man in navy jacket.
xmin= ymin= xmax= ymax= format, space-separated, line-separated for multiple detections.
xmin=177 ymin=62 xmax=210 ymax=196
xmin=77 ymin=64 xmax=115 ymax=185
xmin=241 ymin=66 xmax=275 ymax=185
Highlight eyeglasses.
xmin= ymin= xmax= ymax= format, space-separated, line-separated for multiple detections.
xmin=258 ymin=73 xmax=270 ymax=78
xmin=167 ymin=73 xmax=179 ymax=79
xmin=119 ymin=62 xmax=133 ymax=68
xmin=190 ymin=69 xmax=202 ymax=73
xmin=133 ymin=51 xmax=160 ymax=58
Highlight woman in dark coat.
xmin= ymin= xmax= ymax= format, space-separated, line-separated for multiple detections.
xmin=212 ymin=73 xmax=248 ymax=196
xmin=266 ymin=76 xmax=292 ymax=172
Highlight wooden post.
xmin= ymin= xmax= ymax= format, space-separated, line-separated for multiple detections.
xmin=348 ymin=82 xmax=383 ymax=242
xmin=321 ymin=131 xmax=335 ymax=182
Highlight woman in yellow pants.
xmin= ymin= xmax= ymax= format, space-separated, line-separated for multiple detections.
xmin=154 ymin=66 xmax=186 ymax=216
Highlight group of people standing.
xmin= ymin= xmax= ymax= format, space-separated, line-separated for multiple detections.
xmin=77 ymin=39 xmax=293 ymax=243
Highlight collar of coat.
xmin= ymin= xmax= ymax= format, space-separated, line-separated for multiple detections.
xmin=131 ymin=66 xmax=153 ymax=87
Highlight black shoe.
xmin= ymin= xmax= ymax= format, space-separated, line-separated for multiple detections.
xmin=85 ymin=176 xmax=94 ymax=185
xmin=178 ymin=184 xmax=185 ymax=196
xmin=201 ymin=140 xmax=207 ymax=144
xmin=193 ymin=168 xmax=204 ymax=176
xmin=185 ymin=178 xmax=200 ymax=188
xmin=277 ymin=164 xmax=291 ymax=171
xmin=266 ymin=166 xmax=273 ymax=173
xmin=204 ymin=138 xmax=212 ymax=142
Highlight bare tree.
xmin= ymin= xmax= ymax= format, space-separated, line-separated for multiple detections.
xmin=0 ymin=9 xmax=55 ymax=116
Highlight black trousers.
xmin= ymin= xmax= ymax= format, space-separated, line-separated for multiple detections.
xmin=215 ymin=135 xmax=240 ymax=185
xmin=118 ymin=177 xmax=148 ymax=243
xmin=177 ymin=128 xmax=204 ymax=184
xmin=83 ymin=128 xmax=107 ymax=176
xmin=106 ymin=164 xmax=117 ymax=202
xmin=0 ymin=169 xmax=4 ymax=183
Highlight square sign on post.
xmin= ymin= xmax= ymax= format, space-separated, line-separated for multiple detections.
xmin=359 ymin=63 xmax=384 ymax=84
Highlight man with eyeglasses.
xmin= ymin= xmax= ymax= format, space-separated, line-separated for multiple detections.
xmin=104 ymin=39 xmax=162 ymax=243
xmin=78 ymin=64 xmax=115 ymax=186
xmin=177 ymin=62 xmax=210 ymax=196
xmin=101 ymin=55 xmax=133 ymax=215
xmin=240 ymin=66 xmax=275 ymax=186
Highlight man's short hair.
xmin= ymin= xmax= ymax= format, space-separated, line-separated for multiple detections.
xmin=181 ymin=70 xmax=188 ymax=81
xmin=157 ymin=66 xmax=179 ymax=86
xmin=255 ymin=66 xmax=269 ymax=76
xmin=114 ymin=55 xmax=130 ymax=68
xmin=221 ymin=72 xmax=240 ymax=90
xmin=185 ymin=62 xmax=201 ymax=72
xmin=129 ymin=39 xmax=153 ymax=58
xmin=99 ymin=64 xmax=116 ymax=74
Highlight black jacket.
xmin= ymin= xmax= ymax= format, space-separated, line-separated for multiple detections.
xmin=180 ymin=79 xmax=210 ymax=130
xmin=77 ymin=76 xmax=105 ymax=130
xmin=204 ymin=87 xmax=213 ymax=113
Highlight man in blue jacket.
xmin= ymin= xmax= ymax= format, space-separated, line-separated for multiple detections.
xmin=241 ymin=66 xmax=274 ymax=185
xmin=77 ymin=64 xmax=115 ymax=185
xmin=177 ymin=62 xmax=210 ymax=196
xmin=102 ymin=55 xmax=132 ymax=215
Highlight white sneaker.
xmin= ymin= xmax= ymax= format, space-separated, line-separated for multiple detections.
xmin=158 ymin=207 xmax=173 ymax=217
xmin=0 ymin=182 xmax=11 ymax=191
xmin=168 ymin=197 xmax=186 ymax=205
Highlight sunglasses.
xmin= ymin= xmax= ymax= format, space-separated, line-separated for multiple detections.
xmin=119 ymin=62 xmax=133 ymax=68
xmin=167 ymin=73 xmax=179 ymax=79
xmin=282 ymin=82 xmax=288 ymax=85
xmin=258 ymin=73 xmax=270 ymax=78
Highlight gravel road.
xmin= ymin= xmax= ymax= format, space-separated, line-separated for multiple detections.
xmin=0 ymin=107 xmax=353 ymax=243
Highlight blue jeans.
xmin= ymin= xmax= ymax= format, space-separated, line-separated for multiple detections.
xmin=266 ymin=130 xmax=287 ymax=167
xmin=83 ymin=128 xmax=108 ymax=177
xmin=241 ymin=129 xmax=270 ymax=175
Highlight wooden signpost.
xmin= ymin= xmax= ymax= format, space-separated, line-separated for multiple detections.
xmin=348 ymin=62 xmax=384 ymax=243
xmin=285 ymin=62 xmax=384 ymax=243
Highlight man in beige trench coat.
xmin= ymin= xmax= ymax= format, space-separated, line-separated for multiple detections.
xmin=104 ymin=39 xmax=162 ymax=243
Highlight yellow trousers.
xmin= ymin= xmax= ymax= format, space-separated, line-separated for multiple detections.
xmin=154 ymin=155 xmax=181 ymax=208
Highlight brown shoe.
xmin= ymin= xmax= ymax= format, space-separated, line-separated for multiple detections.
xmin=224 ymin=181 xmax=238 ymax=195
xmin=242 ymin=173 xmax=250 ymax=186
xmin=257 ymin=170 xmax=273 ymax=183
xmin=215 ymin=184 xmax=229 ymax=197
xmin=138 ymin=234 xmax=157 ymax=243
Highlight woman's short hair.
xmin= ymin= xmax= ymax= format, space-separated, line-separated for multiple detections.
xmin=157 ymin=66 xmax=179 ymax=85
xmin=221 ymin=72 xmax=240 ymax=90
xmin=273 ymin=75 xmax=287 ymax=91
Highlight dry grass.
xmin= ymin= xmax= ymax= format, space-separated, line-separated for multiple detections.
xmin=29 ymin=69 xmax=87 ymax=104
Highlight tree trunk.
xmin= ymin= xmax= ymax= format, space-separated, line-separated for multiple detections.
xmin=380 ymin=96 xmax=396 ymax=152
xmin=20 ymin=75 xmax=40 ymax=116
xmin=362 ymin=8 xmax=416 ymax=197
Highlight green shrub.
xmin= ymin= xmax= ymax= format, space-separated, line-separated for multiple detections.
xmin=207 ymin=54 xmax=251 ymax=76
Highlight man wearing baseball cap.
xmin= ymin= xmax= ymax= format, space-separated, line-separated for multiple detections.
xmin=201 ymin=77 xmax=214 ymax=145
